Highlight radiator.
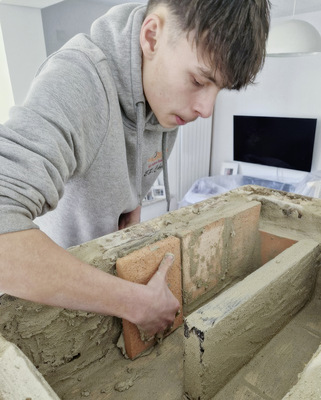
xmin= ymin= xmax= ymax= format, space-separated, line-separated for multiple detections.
xmin=174 ymin=116 xmax=213 ymax=201
xmin=144 ymin=116 xmax=213 ymax=215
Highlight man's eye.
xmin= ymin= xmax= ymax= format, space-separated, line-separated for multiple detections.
xmin=193 ymin=78 xmax=203 ymax=87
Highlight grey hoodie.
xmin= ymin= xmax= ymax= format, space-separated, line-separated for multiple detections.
xmin=0 ymin=3 xmax=178 ymax=248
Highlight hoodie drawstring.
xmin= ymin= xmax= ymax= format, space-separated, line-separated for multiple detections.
xmin=136 ymin=103 xmax=145 ymax=204
xmin=162 ymin=131 xmax=171 ymax=212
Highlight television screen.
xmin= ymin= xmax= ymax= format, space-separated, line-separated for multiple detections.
xmin=233 ymin=115 xmax=317 ymax=172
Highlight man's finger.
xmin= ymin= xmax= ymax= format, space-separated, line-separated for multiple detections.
xmin=157 ymin=252 xmax=175 ymax=280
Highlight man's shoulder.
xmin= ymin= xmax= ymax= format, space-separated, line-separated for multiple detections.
xmin=58 ymin=33 xmax=108 ymax=66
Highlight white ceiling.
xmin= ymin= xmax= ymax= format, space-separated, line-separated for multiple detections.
xmin=271 ymin=0 xmax=321 ymax=18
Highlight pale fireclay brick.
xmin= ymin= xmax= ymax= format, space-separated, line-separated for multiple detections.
xmin=184 ymin=239 xmax=320 ymax=399
xmin=0 ymin=335 xmax=60 ymax=400
xmin=177 ymin=202 xmax=261 ymax=314
xmin=116 ymin=236 xmax=183 ymax=359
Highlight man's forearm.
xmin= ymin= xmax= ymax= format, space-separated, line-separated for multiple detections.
xmin=118 ymin=205 xmax=141 ymax=230
xmin=0 ymin=229 xmax=179 ymax=335
xmin=0 ymin=229 xmax=146 ymax=320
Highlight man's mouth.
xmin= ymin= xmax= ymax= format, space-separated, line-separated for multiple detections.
xmin=175 ymin=115 xmax=187 ymax=126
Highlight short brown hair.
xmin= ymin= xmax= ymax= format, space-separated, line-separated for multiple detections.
xmin=146 ymin=0 xmax=271 ymax=90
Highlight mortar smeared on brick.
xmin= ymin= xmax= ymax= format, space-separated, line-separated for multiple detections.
xmin=1 ymin=186 xmax=321 ymax=399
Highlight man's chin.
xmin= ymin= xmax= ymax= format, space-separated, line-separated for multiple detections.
xmin=158 ymin=119 xmax=177 ymax=129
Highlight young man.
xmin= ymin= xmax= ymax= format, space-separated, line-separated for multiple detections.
xmin=0 ymin=1 xmax=270 ymax=337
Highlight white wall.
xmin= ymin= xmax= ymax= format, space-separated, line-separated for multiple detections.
xmin=0 ymin=24 xmax=14 ymax=123
xmin=0 ymin=0 xmax=148 ymax=108
xmin=0 ymin=4 xmax=48 ymax=105
xmin=211 ymin=11 xmax=321 ymax=179
xmin=41 ymin=0 xmax=120 ymax=55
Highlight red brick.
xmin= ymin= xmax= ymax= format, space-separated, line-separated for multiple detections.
xmin=227 ymin=203 xmax=262 ymax=277
xmin=116 ymin=236 xmax=183 ymax=359
xmin=259 ymin=230 xmax=297 ymax=265
xmin=180 ymin=218 xmax=225 ymax=311
xmin=180 ymin=203 xmax=261 ymax=314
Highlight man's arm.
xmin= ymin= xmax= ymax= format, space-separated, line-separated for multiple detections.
xmin=118 ymin=205 xmax=141 ymax=230
xmin=0 ymin=229 xmax=179 ymax=335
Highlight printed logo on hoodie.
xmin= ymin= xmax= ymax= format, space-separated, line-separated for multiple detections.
xmin=144 ymin=151 xmax=163 ymax=176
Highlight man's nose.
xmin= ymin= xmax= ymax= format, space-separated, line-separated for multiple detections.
xmin=194 ymin=89 xmax=219 ymax=119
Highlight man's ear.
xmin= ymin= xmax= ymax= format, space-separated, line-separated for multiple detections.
xmin=140 ymin=14 xmax=163 ymax=60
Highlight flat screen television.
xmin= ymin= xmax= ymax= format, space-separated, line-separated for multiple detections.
xmin=233 ymin=115 xmax=317 ymax=172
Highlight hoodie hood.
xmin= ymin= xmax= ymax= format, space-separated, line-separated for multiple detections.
xmin=91 ymin=3 xmax=159 ymax=130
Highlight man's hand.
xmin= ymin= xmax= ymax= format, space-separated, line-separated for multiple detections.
xmin=134 ymin=253 xmax=180 ymax=338
xmin=118 ymin=206 xmax=141 ymax=230
xmin=0 ymin=230 xmax=179 ymax=341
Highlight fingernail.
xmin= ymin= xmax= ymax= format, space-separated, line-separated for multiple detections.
xmin=165 ymin=252 xmax=174 ymax=261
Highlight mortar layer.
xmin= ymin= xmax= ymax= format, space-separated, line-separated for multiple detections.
xmin=237 ymin=185 xmax=321 ymax=242
xmin=1 ymin=186 xmax=321 ymax=398
xmin=0 ymin=195 xmax=260 ymax=386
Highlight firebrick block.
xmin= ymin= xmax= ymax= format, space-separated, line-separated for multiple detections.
xmin=259 ymin=230 xmax=297 ymax=265
xmin=178 ymin=202 xmax=261 ymax=314
xmin=0 ymin=335 xmax=59 ymax=399
xmin=116 ymin=236 xmax=183 ymax=360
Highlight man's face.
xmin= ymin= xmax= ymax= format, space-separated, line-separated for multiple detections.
xmin=141 ymin=17 xmax=221 ymax=129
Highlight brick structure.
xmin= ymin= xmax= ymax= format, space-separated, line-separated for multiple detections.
xmin=0 ymin=186 xmax=320 ymax=399
xmin=178 ymin=202 xmax=261 ymax=314
xmin=184 ymin=239 xmax=320 ymax=399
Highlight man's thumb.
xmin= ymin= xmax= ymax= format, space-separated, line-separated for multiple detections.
xmin=157 ymin=252 xmax=175 ymax=280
